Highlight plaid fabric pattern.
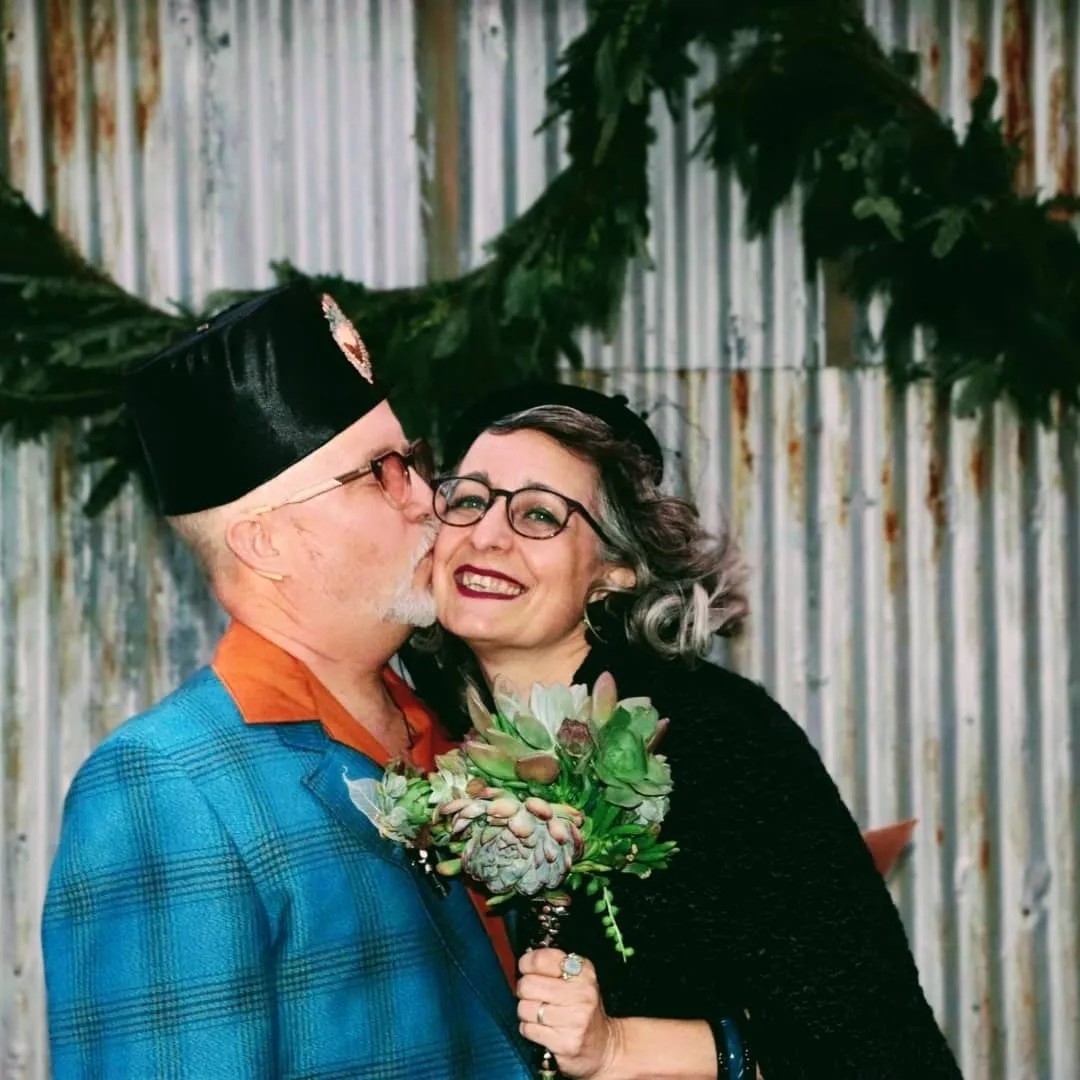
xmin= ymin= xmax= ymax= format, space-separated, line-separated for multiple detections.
xmin=43 ymin=668 xmax=532 ymax=1079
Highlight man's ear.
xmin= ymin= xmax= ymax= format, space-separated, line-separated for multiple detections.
xmin=225 ymin=515 xmax=287 ymax=582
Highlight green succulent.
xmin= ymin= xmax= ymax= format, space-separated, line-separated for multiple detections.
xmin=592 ymin=702 xmax=673 ymax=810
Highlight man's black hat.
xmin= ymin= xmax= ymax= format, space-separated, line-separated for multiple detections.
xmin=126 ymin=282 xmax=388 ymax=514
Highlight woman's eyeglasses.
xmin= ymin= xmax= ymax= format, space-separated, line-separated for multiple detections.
xmin=253 ymin=439 xmax=435 ymax=514
xmin=433 ymin=476 xmax=612 ymax=544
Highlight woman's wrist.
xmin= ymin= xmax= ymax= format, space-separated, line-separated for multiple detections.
xmin=591 ymin=1017 xmax=720 ymax=1080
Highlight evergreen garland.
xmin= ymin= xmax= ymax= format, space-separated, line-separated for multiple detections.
xmin=1 ymin=0 xmax=1077 ymax=514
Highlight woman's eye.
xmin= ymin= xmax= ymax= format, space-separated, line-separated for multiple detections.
xmin=449 ymin=493 xmax=486 ymax=511
xmin=523 ymin=505 xmax=559 ymax=524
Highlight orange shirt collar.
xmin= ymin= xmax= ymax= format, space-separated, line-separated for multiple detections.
xmin=213 ymin=621 xmax=518 ymax=986
xmin=212 ymin=621 xmax=449 ymax=769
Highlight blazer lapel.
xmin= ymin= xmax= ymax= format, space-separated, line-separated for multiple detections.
xmin=283 ymin=724 xmax=527 ymax=1063
xmin=283 ymin=725 xmax=410 ymax=871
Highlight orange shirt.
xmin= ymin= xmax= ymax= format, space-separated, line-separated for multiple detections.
xmin=212 ymin=621 xmax=517 ymax=985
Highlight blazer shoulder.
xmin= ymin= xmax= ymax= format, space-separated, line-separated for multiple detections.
xmin=80 ymin=667 xmax=297 ymax=792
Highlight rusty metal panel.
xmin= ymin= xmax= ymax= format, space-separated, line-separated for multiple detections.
xmin=1 ymin=1 xmax=1078 ymax=1078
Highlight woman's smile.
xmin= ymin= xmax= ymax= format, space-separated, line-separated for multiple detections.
xmin=453 ymin=564 xmax=528 ymax=599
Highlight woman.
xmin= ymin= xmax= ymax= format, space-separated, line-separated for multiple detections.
xmin=415 ymin=382 xmax=961 ymax=1079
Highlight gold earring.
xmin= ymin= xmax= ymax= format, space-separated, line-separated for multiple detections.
xmin=583 ymin=602 xmax=606 ymax=642
xmin=256 ymin=568 xmax=285 ymax=582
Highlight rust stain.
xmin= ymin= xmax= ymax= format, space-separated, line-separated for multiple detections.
xmin=1002 ymin=0 xmax=1035 ymax=193
xmin=920 ymin=37 xmax=943 ymax=109
xmin=732 ymin=370 xmax=754 ymax=473
xmin=926 ymin=456 xmax=947 ymax=552
xmin=884 ymin=510 xmax=900 ymax=546
xmin=45 ymin=0 xmax=79 ymax=163
xmin=979 ymin=837 xmax=991 ymax=872
xmin=966 ymin=36 xmax=986 ymax=104
xmin=928 ymin=43 xmax=941 ymax=77
xmin=135 ymin=4 xmax=162 ymax=146
xmin=936 ymin=826 xmax=945 ymax=847
xmin=103 ymin=639 xmax=117 ymax=680
xmin=969 ymin=444 xmax=987 ymax=496
xmin=90 ymin=0 xmax=118 ymax=152
xmin=1048 ymin=67 xmax=1077 ymax=197
xmin=881 ymin=458 xmax=903 ymax=590
xmin=786 ymin=393 xmax=803 ymax=510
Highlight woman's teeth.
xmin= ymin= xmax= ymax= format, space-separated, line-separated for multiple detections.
xmin=460 ymin=572 xmax=525 ymax=597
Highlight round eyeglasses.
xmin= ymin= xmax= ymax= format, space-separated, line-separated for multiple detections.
xmin=254 ymin=439 xmax=435 ymax=514
xmin=433 ymin=476 xmax=612 ymax=544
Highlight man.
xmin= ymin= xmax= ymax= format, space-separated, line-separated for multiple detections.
xmin=42 ymin=284 xmax=530 ymax=1078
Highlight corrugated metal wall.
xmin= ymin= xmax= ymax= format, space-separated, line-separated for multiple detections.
xmin=1 ymin=1 xmax=1077 ymax=1077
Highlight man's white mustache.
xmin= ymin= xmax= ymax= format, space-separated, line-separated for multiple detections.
xmin=411 ymin=520 xmax=440 ymax=568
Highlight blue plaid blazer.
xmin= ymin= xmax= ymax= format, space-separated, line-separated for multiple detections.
xmin=42 ymin=667 xmax=532 ymax=1079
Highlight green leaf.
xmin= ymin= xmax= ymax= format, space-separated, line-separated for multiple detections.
xmin=852 ymin=195 xmax=904 ymax=240
xmin=930 ymin=208 xmax=966 ymax=259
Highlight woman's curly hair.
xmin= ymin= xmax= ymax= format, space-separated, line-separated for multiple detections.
xmin=482 ymin=405 xmax=748 ymax=660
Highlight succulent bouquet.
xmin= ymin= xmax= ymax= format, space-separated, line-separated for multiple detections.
xmin=346 ymin=672 xmax=676 ymax=959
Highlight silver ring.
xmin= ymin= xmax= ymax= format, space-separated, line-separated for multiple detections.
xmin=536 ymin=1002 xmax=547 ymax=1026
xmin=560 ymin=952 xmax=584 ymax=980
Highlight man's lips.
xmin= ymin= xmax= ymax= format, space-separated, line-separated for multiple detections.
xmin=453 ymin=564 xmax=527 ymax=599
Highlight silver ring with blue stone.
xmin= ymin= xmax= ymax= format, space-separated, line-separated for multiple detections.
xmin=560 ymin=953 xmax=584 ymax=980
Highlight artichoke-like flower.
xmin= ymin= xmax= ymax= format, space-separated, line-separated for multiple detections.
xmin=438 ymin=787 xmax=584 ymax=896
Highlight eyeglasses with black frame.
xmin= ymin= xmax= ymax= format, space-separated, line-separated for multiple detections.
xmin=433 ymin=475 xmax=613 ymax=544
xmin=252 ymin=439 xmax=435 ymax=515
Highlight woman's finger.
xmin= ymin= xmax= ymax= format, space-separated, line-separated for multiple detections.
xmin=516 ymin=972 xmax=595 ymax=1006
xmin=520 ymin=948 xmax=597 ymax=984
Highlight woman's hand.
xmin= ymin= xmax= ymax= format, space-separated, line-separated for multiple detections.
xmin=516 ymin=948 xmax=622 ymax=1078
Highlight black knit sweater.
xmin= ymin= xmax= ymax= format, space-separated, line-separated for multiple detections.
xmin=561 ymin=637 xmax=962 ymax=1079
xmin=403 ymin=635 xmax=963 ymax=1078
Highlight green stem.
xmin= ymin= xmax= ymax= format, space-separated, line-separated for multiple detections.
xmin=601 ymin=883 xmax=630 ymax=961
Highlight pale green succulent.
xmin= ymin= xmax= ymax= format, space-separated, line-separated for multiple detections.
xmin=427 ymin=750 xmax=472 ymax=806
xmin=461 ymin=682 xmax=567 ymax=786
xmin=437 ymin=787 xmax=584 ymax=896
xmin=631 ymin=793 xmax=670 ymax=826
xmin=345 ymin=769 xmax=433 ymax=844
